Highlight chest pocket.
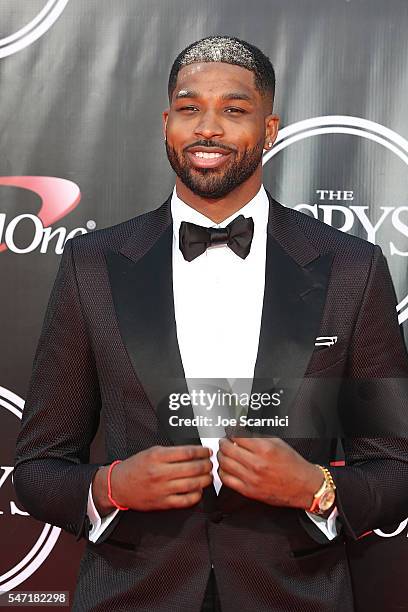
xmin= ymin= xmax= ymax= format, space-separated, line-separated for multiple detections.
xmin=305 ymin=342 xmax=347 ymax=375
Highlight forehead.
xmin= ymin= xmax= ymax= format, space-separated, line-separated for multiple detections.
xmin=173 ymin=62 xmax=258 ymax=99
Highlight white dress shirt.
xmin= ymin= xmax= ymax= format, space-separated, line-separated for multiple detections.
xmin=87 ymin=185 xmax=338 ymax=542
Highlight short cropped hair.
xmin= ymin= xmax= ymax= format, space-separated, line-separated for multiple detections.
xmin=168 ymin=35 xmax=275 ymax=110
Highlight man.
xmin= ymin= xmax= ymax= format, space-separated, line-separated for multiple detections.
xmin=14 ymin=36 xmax=408 ymax=612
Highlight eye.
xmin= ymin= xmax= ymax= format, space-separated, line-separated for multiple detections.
xmin=178 ymin=105 xmax=199 ymax=112
xmin=225 ymin=107 xmax=246 ymax=114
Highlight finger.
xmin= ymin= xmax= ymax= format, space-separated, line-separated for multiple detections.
xmin=152 ymin=445 xmax=212 ymax=463
xmin=168 ymin=473 xmax=213 ymax=494
xmin=218 ymin=468 xmax=246 ymax=495
xmin=229 ymin=435 xmax=271 ymax=454
xmin=219 ymin=438 xmax=255 ymax=470
xmin=166 ymin=491 xmax=203 ymax=508
xmin=217 ymin=452 xmax=251 ymax=483
xmin=164 ymin=458 xmax=213 ymax=479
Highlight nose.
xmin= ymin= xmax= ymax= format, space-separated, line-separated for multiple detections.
xmin=194 ymin=110 xmax=224 ymax=140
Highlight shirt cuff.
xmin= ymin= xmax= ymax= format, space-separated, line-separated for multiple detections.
xmin=87 ymin=481 xmax=120 ymax=543
xmin=304 ymin=506 xmax=339 ymax=540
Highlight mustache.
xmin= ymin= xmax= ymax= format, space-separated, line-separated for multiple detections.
xmin=183 ymin=140 xmax=237 ymax=153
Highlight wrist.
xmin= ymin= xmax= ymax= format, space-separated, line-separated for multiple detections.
xmin=299 ymin=463 xmax=326 ymax=510
xmin=92 ymin=466 xmax=116 ymax=517
xmin=308 ymin=464 xmax=337 ymax=515
xmin=107 ymin=460 xmax=129 ymax=511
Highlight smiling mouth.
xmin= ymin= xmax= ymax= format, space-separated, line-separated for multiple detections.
xmin=186 ymin=148 xmax=233 ymax=169
xmin=194 ymin=151 xmax=224 ymax=159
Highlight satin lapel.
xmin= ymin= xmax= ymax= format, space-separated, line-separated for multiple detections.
xmin=248 ymin=195 xmax=334 ymax=436
xmin=106 ymin=204 xmax=201 ymax=446
xmin=219 ymin=197 xmax=333 ymax=507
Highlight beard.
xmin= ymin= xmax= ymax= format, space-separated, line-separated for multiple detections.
xmin=165 ymin=139 xmax=264 ymax=199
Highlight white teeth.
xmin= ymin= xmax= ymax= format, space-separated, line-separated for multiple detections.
xmin=194 ymin=151 xmax=223 ymax=159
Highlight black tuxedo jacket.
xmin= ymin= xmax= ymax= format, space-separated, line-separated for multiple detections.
xmin=14 ymin=193 xmax=408 ymax=612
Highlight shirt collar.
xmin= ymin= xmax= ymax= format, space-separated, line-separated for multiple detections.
xmin=171 ymin=184 xmax=269 ymax=244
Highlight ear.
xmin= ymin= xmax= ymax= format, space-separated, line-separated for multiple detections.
xmin=162 ymin=109 xmax=169 ymax=140
xmin=263 ymin=114 xmax=280 ymax=151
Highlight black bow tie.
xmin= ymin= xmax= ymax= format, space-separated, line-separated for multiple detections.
xmin=179 ymin=215 xmax=254 ymax=262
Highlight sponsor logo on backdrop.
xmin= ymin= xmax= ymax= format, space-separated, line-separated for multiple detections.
xmin=263 ymin=116 xmax=408 ymax=325
xmin=374 ymin=520 xmax=408 ymax=538
xmin=0 ymin=0 xmax=70 ymax=59
xmin=0 ymin=176 xmax=96 ymax=254
xmin=0 ymin=386 xmax=61 ymax=592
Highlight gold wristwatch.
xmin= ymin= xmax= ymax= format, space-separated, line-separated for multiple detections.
xmin=308 ymin=465 xmax=336 ymax=515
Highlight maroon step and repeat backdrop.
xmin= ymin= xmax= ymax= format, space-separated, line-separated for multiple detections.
xmin=1 ymin=1 xmax=408 ymax=610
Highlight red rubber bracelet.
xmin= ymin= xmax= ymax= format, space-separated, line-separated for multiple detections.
xmin=107 ymin=460 xmax=129 ymax=511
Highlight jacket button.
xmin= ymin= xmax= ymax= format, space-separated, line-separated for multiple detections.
xmin=210 ymin=511 xmax=224 ymax=523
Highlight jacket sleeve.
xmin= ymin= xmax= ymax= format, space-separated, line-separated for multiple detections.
xmin=13 ymin=238 xmax=106 ymax=541
xmin=330 ymin=245 xmax=408 ymax=540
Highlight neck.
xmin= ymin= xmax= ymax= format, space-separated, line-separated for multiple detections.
xmin=175 ymin=167 xmax=262 ymax=223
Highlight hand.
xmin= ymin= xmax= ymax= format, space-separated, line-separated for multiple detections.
xmin=93 ymin=445 xmax=213 ymax=514
xmin=217 ymin=436 xmax=324 ymax=510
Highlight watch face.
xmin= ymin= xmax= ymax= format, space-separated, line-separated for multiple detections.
xmin=319 ymin=489 xmax=336 ymax=511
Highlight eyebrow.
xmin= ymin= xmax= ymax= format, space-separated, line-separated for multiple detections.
xmin=221 ymin=92 xmax=252 ymax=102
xmin=175 ymin=89 xmax=198 ymax=99
xmin=174 ymin=89 xmax=253 ymax=102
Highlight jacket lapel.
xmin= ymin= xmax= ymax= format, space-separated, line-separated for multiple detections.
xmin=248 ymin=194 xmax=334 ymax=435
xmin=218 ymin=195 xmax=334 ymax=508
xmin=106 ymin=198 xmax=201 ymax=446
